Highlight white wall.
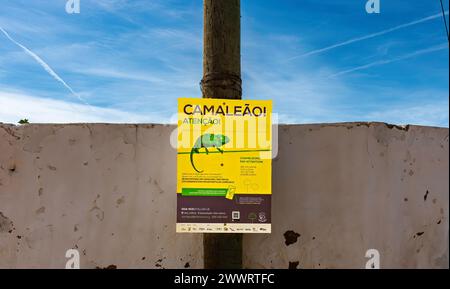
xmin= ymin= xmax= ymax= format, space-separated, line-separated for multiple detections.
xmin=0 ymin=123 xmax=448 ymax=268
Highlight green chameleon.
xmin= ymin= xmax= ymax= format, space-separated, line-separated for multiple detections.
xmin=190 ymin=134 xmax=230 ymax=173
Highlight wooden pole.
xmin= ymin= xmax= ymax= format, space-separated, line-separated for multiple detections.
xmin=201 ymin=0 xmax=242 ymax=100
xmin=202 ymin=0 xmax=243 ymax=269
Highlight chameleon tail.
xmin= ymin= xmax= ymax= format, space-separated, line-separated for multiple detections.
xmin=190 ymin=148 xmax=203 ymax=173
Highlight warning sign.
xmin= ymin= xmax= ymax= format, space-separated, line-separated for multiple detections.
xmin=176 ymin=98 xmax=272 ymax=233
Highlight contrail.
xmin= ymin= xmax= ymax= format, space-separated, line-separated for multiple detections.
xmin=329 ymin=43 xmax=448 ymax=78
xmin=0 ymin=26 xmax=91 ymax=107
xmin=288 ymin=11 xmax=449 ymax=60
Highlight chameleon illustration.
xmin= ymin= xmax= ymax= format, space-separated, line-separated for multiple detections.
xmin=190 ymin=134 xmax=230 ymax=173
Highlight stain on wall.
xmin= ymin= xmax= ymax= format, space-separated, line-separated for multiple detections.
xmin=283 ymin=231 xmax=300 ymax=246
xmin=0 ymin=212 xmax=14 ymax=234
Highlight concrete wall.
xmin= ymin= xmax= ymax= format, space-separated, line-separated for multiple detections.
xmin=0 ymin=123 xmax=448 ymax=268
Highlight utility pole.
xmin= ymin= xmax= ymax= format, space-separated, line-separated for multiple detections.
xmin=201 ymin=0 xmax=243 ymax=269
xmin=201 ymin=0 xmax=242 ymax=100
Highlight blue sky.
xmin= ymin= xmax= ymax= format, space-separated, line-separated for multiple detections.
xmin=0 ymin=0 xmax=448 ymax=126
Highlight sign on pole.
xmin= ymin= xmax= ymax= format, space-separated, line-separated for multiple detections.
xmin=176 ymin=98 xmax=272 ymax=233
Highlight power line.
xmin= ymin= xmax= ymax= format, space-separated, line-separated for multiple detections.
xmin=439 ymin=0 xmax=449 ymax=41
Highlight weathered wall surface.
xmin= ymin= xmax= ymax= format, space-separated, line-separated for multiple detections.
xmin=0 ymin=123 xmax=448 ymax=268
xmin=0 ymin=124 xmax=202 ymax=269
xmin=243 ymin=123 xmax=448 ymax=269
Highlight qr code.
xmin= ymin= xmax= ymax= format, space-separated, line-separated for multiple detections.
xmin=232 ymin=211 xmax=240 ymax=220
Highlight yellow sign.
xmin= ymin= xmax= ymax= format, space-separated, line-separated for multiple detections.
xmin=176 ymin=98 xmax=272 ymax=233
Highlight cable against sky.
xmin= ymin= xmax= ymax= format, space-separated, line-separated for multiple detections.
xmin=0 ymin=26 xmax=91 ymax=107
xmin=288 ymin=11 xmax=449 ymax=60
xmin=329 ymin=43 xmax=448 ymax=77
xmin=439 ymin=0 xmax=449 ymax=41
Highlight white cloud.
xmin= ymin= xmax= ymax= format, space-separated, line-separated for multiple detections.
xmin=90 ymin=0 xmax=197 ymax=21
xmin=288 ymin=11 xmax=449 ymax=60
xmin=0 ymin=26 xmax=89 ymax=106
xmin=329 ymin=43 xmax=449 ymax=78
xmin=365 ymin=102 xmax=449 ymax=127
xmin=74 ymin=67 xmax=166 ymax=84
xmin=0 ymin=90 xmax=169 ymax=124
